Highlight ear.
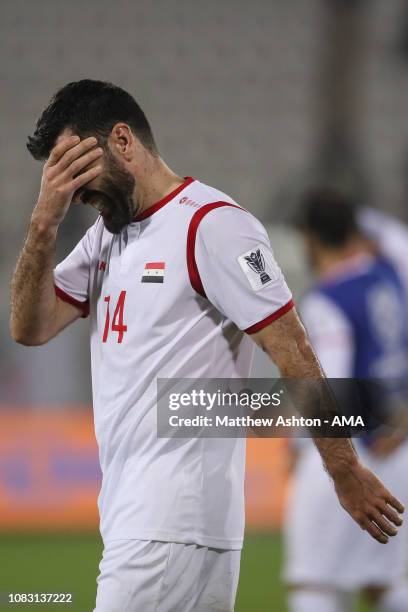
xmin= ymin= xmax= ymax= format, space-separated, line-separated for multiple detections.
xmin=109 ymin=123 xmax=134 ymax=162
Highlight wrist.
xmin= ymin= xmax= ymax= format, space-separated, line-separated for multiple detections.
xmin=316 ymin=438 xmax=359 ymax=479
xmin=327 ymin=454 xmax=360 ymax=480
xmin=30 ymin=214 xmax=59 ymax=239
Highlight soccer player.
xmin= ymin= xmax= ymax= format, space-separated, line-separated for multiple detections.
xmin=10 ymin=80 xmax=404 ymax=612
xmin=284 ymin=190 xmax=408 ymax=612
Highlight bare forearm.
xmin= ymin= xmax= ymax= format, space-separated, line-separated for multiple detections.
xmin=277 ymin=332 xmax=358 ymax=474
xmin=11 ymin=136 xmax=102 ymax=345
xmin=253 ymin=309 xmax=404 ymax=542
xmin=10 ymin=220 xmax=58 ymax=345
xmin=253 ymin=310 xmax=359 ymax=475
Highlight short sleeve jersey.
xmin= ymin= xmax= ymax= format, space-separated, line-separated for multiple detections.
xmin=54 ymin=177 xmax=293 ymax=549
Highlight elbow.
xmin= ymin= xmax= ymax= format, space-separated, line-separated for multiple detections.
xmin=10 ymin=331 xmax=45 ymax=347
xmin=9 ymin=322 xmax=48 ymax=347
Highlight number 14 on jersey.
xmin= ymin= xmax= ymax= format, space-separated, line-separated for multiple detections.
xmin=102 ymin=290 xmax=127 ymax=343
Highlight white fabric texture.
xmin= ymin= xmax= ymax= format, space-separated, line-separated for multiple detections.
xmin=53 ymin=178 xmax=293 ymax=549
xmin=284 ymin=440 xmax=408 ymax=589
xmin=285 ymin=250 xmax=408 ymax=590
xmin=54 ymin=220 xmax=99 ymax=306
xmin=379 ymin=582 xmax=408 ymax=612
xmin=300 ymin=292 xmax=354 ymax=378
xmin=195 ymin=206 xmax=293 ymax=331
xmin=359 ymin=207 xmax=408 ymax=297
xmin=288 ymin=589 xmax=352 ymax=612
xmin=94 ymin=539 xmax=240 ymax=612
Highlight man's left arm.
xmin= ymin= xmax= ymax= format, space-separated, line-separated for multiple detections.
xmin=193 ymin=204 xmax=404 ymax=543
xmin=250 ymin=306 xmax=404 ymax=544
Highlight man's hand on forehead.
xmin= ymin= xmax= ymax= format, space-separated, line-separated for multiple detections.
xmin=50 ymin=134 xmax=102 ymax=172
xmin=32 ymin=135 xmax=104 ymax=229
xmin=60 ymin=137 xmax=105 ymax=204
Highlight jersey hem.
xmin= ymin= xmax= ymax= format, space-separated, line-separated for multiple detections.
xmin=54 ymin=284 xmax=89 ymax=318
xmin=101 ymin=529 xmax=243 ymax=551
xmin=244 ymin=299 xmax=295 ymax=334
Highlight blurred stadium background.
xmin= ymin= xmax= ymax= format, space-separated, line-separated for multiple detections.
xmin=1 ymin=0 xmax=407 ymax=610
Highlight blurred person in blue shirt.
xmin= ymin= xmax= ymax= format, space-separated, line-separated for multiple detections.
xmin=284 ymin=190 xmax=408 ymax=612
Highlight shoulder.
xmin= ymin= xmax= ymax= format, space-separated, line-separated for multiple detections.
xmin=358 ymin=206 xmax=408 ymax=244
xmin=189 ymin=179 xmax=237 ymax=205
xmin=359 ymin=207 xmax=408 ymax=279
xmin=188 ymin=184 xmax=266 ymax=249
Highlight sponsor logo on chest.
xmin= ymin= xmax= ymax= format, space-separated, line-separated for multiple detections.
xmin=179 ymin=196 xmax=200 ymax=208
xmin=141 ymin=262 xmax=165 ymax=283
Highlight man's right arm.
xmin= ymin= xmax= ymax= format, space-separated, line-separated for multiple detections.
xmin=10 ymin=135 xmax=103 ymax=345
xmin=10 ymin=222 xmax=80 ymax=345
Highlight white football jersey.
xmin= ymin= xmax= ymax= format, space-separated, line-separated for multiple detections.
xmin=54 ymin=177 xmax=293 ymax=549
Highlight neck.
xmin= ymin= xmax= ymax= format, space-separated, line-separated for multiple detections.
xmin=132 ymin=154 xmax=185 ymax=216
xmin=316 ymin=237 xmax=372 ymax=277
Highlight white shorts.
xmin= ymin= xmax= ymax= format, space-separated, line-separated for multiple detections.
xmin=284 ymin=441 xmax=408 ymax=590
xmin=94 ymin=539 xmax=241 ymax=612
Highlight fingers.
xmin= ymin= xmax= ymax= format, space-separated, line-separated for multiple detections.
xmin=383 ymin=491 xmax=405 ymax=515
xmin=358 ymin=500 xmax=403 ymax=545
xmin=56 ymin=137 xmax=100 ymax=171
xmin=378 ymin=501 xmax=404 ymax=527
xmin=369 ymin=510 xmax=398 ymax=537
xmin=69 ymin=165 xmax=103 ymax=191
xmin=365 ymin=470 xmax=404 ymax=517
xmin=338 ymin=465 xmax=404 ymax=545
xmin=362 ymin=518 xmax=389 ymax=544
xmin=64 ymin=146 xmax=103 ymax=179
xmin=47 ymin=135 xmax=80 ymax=166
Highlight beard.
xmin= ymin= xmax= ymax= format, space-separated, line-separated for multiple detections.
xmin=80 ymin=152 xmax=136 ymax=234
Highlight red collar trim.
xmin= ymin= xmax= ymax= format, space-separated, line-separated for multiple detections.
xmin=133 ymin=176 xmax=195 ymax=222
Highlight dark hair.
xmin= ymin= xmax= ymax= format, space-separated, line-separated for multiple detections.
xmin=295 ymin=189 xmax=359 ymax=248
xmin=27 ymin=79 xmax=158 ymax=160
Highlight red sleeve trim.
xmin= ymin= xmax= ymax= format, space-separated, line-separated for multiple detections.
xmin=186 ymin=201 xmax=242 ymax=297
xmin=244 ymin=299 xmax=295 ymax=334
xmin=54 ymin=285 xmax=90 ymax=318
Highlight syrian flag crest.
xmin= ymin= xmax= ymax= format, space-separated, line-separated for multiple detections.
xmin=141 ymin=262 xmax=165 ymax=283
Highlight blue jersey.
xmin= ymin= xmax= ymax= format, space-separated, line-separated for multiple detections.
xmin=315 ymin=256 xmax=408 ymax=380
xmin=312 ymin=256 xmax=408 ymax=441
